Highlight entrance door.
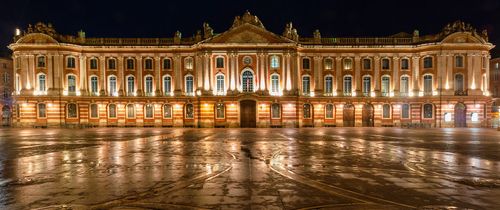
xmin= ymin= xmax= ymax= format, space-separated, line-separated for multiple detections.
xmin=343 ymin=104 xmax=355 ymax=127
xmin=240 ymin=100 xmax=256 ymax=128
xmin=362 ymin=104 xmax=374 ymax=127
xmin=454 ymin=103 xmax=466 ymax=127
xmin=2 ymin=106 xmax=10 ymax=126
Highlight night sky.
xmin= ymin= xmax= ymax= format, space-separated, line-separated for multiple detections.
xmin=1 ymin=0 xmax=499 ymax=57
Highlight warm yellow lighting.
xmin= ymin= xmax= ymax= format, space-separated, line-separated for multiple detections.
xmin=333 ymin=92 xmax=337 ymax=96
xmin=15 ymin=28 xmax=21 ymax=36
xmin=448 ymin=103 xmax=453 ymax=108
xmin=310 ymin=92 xmax=315 ymax=97
xmin=432 ymin=90 xmax=438 ymax=96
xmin=352 ymin=91 xmax=357 ymax=97
xmin=370 ymin=92 xmax=376 ymax=97
xmin=418 ymin=91 xmax=424 ymax=97
xmin=389 ymin=92 xmax=394 ymax=97
xmin=409 ymin=92 xmax=414 ymax=97
xmin=196 ymin=90 xmax=201 ymax=96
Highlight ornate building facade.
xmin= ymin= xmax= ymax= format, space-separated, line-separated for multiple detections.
xmin=0 ymin=57 xmax=13 ymax=126
xmin=8 ymin=12 xmax=494 ymax=128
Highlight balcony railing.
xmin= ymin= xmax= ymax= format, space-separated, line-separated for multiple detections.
xmin=454 ymin=90 xmax=468 ymax=96
xmin=343 ymin=92 xmax=352 ymax=97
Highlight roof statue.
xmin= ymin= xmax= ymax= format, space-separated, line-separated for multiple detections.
xmin=231 ymin=11 xmax=265 ymax=29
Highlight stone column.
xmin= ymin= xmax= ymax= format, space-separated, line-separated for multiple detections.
xmin=80 ymin=55 xmax=88 ymax=95
xmin=335 ymin=57 xmax=342 ymax=95
xmin=285 ymin=53 xmax=292 ymax=91
xmin=117 ymin=56 xmax=124 ymax=96
xmin=314 ymin=56 xmax=322 ymax=95
xmin=229 ymin=52 xmax=236 ymax=91
xmin=47 ymin=54 xmax=54 ymax=92
xmin=136 ymin=57 xmax=143 ymax=96
xmin=173 ymin=54 xmax=182 ymax=95
xmin=393 ymin=57 xmax=400 ymax=95
xmin=99 ymin=56 xmax=106 ymax=96
xmin=263 ymin=52 xmax=268 ymax=91
xmin=485 ymin=54 xmax=491 ymax=94
xmin=446 ymin=54 xmax=453 ymax=94
xmin=259 ymin=52 xmax=266 ymax=91
xmin=196 ymin=53 xmax=203 ymax=90
xmin=472 ymin=53 xmax=482 ymax=95
xmin=412 ymin=56 xmax=420 ymax=95
xmin=436 ymin=54 xmax=446 ymax=94
xmin=155 ymin=56 xmax=161 ymax=96
xmin=374 ymin=56 xmax=380 ymax=95
xmin=354 ymin=55 xmax=361 ymax=96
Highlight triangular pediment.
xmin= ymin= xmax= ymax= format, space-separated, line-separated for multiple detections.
xmin=204 ymin=23 xmax=294 ymax=44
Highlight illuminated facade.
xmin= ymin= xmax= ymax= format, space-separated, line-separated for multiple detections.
xmin=8 ymin=12 xmax=494 ymax=128
xmin=0 ymin=57 xmax=13 ymax=126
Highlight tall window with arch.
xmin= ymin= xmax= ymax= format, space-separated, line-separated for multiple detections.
xmin=363 ymin=76 xmax=371 ymax=96
xmin=344 ymin=76 xmax=352 ymax=96
xmin=242 ymin=71 xmax=253 ymax=92
xmin=423 ymin=75 xmax=433 ymax=95
xmin=67 ymin=103 xmax=77 ymax=118
xmin=325 ymin=104 xmax=334 ymax=119
xmin=382 ymin=104 xmax=391 ymax=118
xmin=163 ymin=76 xmax=172 ymax=95
xmin=324 ymin=75 xmax=333 ymax=95
xmin=145 ymin=104 xmax=154 ymax=119
xmin=401 ymin=104 xmax=410 ymax=119
xmin=303 ymin=104 xmax=311 ymax=119
xmin=270 ymin=55 xmax=279 ymax=68
xmin=127 ymin=104 xmax=135 ymax=118
xmin=270 ymin=74 xmax=280 ymax=95
xmin=127 ymin=76 xmax=135 ymax=96
xmin=145 ymin=76 xmax=154 ymax=96
xmin=163 ymin=104 xmax=172 ymax=118
xmin=90 ymin=76 xmax=98 ymax=96
xmin=216 ymin=103 xmax=225 ymax=119
xmin=381 ymin=76 xmax=390 ymax=96
xmin=109 ymin=76 xmax=117 ymax=96
xmin=108 ymin=104 xmax=116 ymax=118
xmin=216 ymin=74 xmax=225 ymax=95
xmin=185 ymin=75 xmax=194 ymax=95
xmin=302 ymin=75 xmax=310 ymax=95
xmin=271 ymin=103 xmax=280 ymax=119
xmin=67 ymin=75 xmax=76 ymax=94
xmin=38 ymin=74 xmax=46 ymax=93
xmin=38 ymin=103 xmax=46 ymax=118
xmin=185 ymin=103 xmax=194 ymax=119
xmin=400 ymin=76 xmax=409 ymax=96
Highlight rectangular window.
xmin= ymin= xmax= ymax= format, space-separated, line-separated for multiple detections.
xmin=401 ymin=104 xmax=410 ymax=119
xmin=39 ymin=75 xmax=46 ymax=92
xmin=127 ymin=104 xmax=135 ymax=118
xmin=324 ymin=76 xmax=333 ymax=94
xmin=163 ymin=104 xmax=172 ymax=118
xmin=302 ymin=76 xmax=310 ymax=95
xmin=401 ymin=59 xmax=409 ymax=70
xmin=400 ymin=77 xmax=409 ymax=96
xmin=127 ymin=77 xmax=135 ymax=95
xmin=325 ymin=104 xmax=334 ymax=119
xmin=163 ymin=76 xmax=171 ymax=95
xmin=303 ymin=104 xmax=311 ymax=119
xmin=382 ymin=59 xmax=390 ymax=70
xmin=68 ymin=75 xmax=76 ymax=93
xmin=90 ymin=104 xmax=98 ymax=118
xmin=343 ymin=59 xmax=352 ymax=70
xmin=37 ymin=56 xmax=45 ymax=68
xmin=344 ymin=77 xmax=352 ymax=95
xmin=216 ymin=75 xmax=224 ymax=94
xmin=324 ymin=59 xmax=333 ymax=70
xmin=424 ymin=75 xmax=433 ymax=95
xmin=455 ymin=56 xmax=464 ymax=68
xmin=90 ymin=59 xmax=98 ymax=70
xmin=109 ymin=77 xmax=117 ymax=96
xmin=423 ymin=57 xmax=433 ymax=68
xmin=108 ymin=59 xmax=116 ymax=70
xmin=382 ymin=104 xmax=390 ymax=118
xmin=67 ymin=57 xmax=75 ymax=68
xmin=216 ymin=103 xmax=225 ymax=119
xmin=145 ymin=104 xmax=154 ymax=118
xmin=302 ymin=58 xmax=310 ymax=69
xmin=363 ymin=59 xmax=371 ymax=70
xmin=145 ymin=59 xmax=153 ymax=70
xmin=38 ymin=103 xmax=46 ymax=118
xmin=90 ymin=77 xmax=98 ymax=95
xmin=185 ymin=76 xmax=194 ymax=94
xmin=126 ymin=59 xmax=134 ymax=70
xmin=271 ymin=103 xmax=280 ymax=119
xmin=381 ymin=77 xmax=390 ymax=96
xmin=163 ymin=59 xmax=171 ymax=69
xmin=216 ymin=57 xmax=224 ymax=68
xmin=363 ymin=77 xmax=371 ymax=96
xmin=271 ymin=75 xmax=279 ymax=95
xmin=423 ymin=104 xmax=433 ymax=118
xmin=67 ymin=104 xmax=77 ymax=118
xmin=145 ymin=77 xmax=153 ymax=95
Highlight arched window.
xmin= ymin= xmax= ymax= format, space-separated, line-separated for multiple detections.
xmin=343 ymin=58 xmax=353 ymax=70
xmin=108 ymin=104 xmax=116 ymax=118
xmin=363 ymin=76 xmax=371 ymax=96
xmin=38 ymin=74 xmax=46 ymax=92
xmin=90 ymin=104 xmax=98 ymax=118
xmin=382 ymin=104 xmax=391 ymax=118
xmin=163 ymin=76 xmax=172 ymax=95
xmin=363 ymin=58 xmax=371 ymax=70
xmin=127 ymin=76 xmax=135 ymax=96
xmin=108 ymin=58 xmax=116 ymax=70
xmin=216 ymin=57 xmax=224 ymax=68
xmin=401 ymin=104 xmax=410 ymax=119
xmin=38 ymin=103 xmax=46 ymax=118
xmin=184 ymin=57 xmax=193 ymax=70
xmin=343 ymin=76 xmax=352 ymax=96
xmin=127 ymin=104 xmax=135 ymax=118
xmin=90 ymin=76 xmax=98 ymax=95
xmin=145 ymin=104 xmax=154 ymax=119
xmin=423 ymin=75 xmax=433 ymax=95
xmin=381 ymin=76 xmax=390 ymax=96
xmin=324 ymin=58 xmax=333 ymax=70
xmin=303 ymin=104 xmax=311 ymax=119
xmin=145 ymin=76 xmax=154 ymax=96
xmin=67 ymin=103 xmax=77 ymax=118
xmin=271 ymin=103 xmax=280 ymax=119
xmin=144 ymin=58 xmax=153 ymax=70
xmin=67 ymin=75 xmax=76 ymax=93
xmin=423 ymin=104 xmax=433 ymax=119
xmin=454 ymin=74 xmax=464 ymax=93
xmin=401 ymin=58 xmax=409 ymax=70
xmin=216 ymin=74 xmax=225 ymax=95
xmin=37 ymin=56 xmax=46 ymax=68
xmin=216 ymin=103 xmax=225 ymax=119
xmin=185 ymin=75 xmax=194 ymax=95
xmin=108 ymin=76 xmax=117 ymax=96
xmin=325 ymin=104 xmax=334 ymax=119
xmin=242 ymin=71 xmax=253 ymax=92
xmin=400 ymin=76 xmax=409 ymax=96
xmin=163 ymin=58 xmax=171 ymax=69
xmin=270 ymin=55 xmax=279 ymax=68
xmin=90 ymin=58 xmax=98 ymax=70
xmin=423 ymin=57 xmax=433 ymax=68
xmin=381 ymin=58 xmax=390 ymax=70
xmin=302 ymin=75 xmax=310 ymax=95
xmin=324 ymin=75 xmax=333 ymax=94
xmin=66 ymin=57 xmax=76 ymax=68
xmin=163 ymin=104 xmax=172 ymax=119
xmin=126 ymin=58 xmax=135 ymax=70
xmin=270 ymin=74 xmax=280 ymax=95
xmin=185 ymin=103 xmax=194 ymax=119
xmin=455 ymin=55 xmax=464 ymax=68
xmin=302 ymin=58 xmax=310 ymax=69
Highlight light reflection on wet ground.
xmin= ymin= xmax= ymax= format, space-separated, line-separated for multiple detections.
xmin=0 ymin=127 xmax=499 ymax=209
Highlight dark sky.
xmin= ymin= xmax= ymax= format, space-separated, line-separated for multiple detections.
xmin=1 ymin=0 xmax=499 ymax=57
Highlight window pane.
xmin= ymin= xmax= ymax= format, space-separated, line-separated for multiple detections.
xmin=423 ymin=104 xmax=433 ymax=118
xmin=145 ymin=104 xmax=154 ymax=118
xmin=401 ymin=59 xmax=409 ymax=69
xmin=402 ymin=104 xmax=410 ymax=119
xmin=163 ymin=59 xmax=171 ymax=69
xmin=185 ymin=104 xmax=194 ymax=119
xmin=68 ymin=75 xmax=76 ymax=92
xmin=324 ymin=59 xmax=333 ymax=70
xmin=344 ymin=77 xmax=352 ymax=94
xmin=68 ymin=104 xmax=77 ymax=118
xmin=363 ymin=77 xmax=371 ymax=95
xmin=303 ymin=104 xmax=311 ymax=118
xmin=127 ymin=104 xmax=134 ymax=118
xmin=38 ymin=104 xmax=46 ymax=118
xmin=325 ymin=104 xmax=334 ymax=119
xmin=325 ymin=76 xmax=333 ymax=94
xmin=242 ymin=71 xmax=253 ymax=92
xmin=163 ymin=104 xmax=172 ymax=118
xmin=164 ymin=76 xmax=171 ymax=94
xmin=109 ymin=104 xmax=116 ymax=118
xmin=39 ymin=74 xmax=46 ymax=91
xmin=271 ymin=103 xmax=280 ymax=118
xmin=381 ymin=76 xmax=390 ymax=96
xmin=216 ymin=103 xmax=225 ymax=118
xmin=216 ymin=57 xmax=224 ymax=68
xmin=383 ymin=104 xmax=390 ymax=118
xmin=302 ymin=58 xmax=310 ymax=69
xmin=186 ymin=76 xmax=193 ymax=94
xmin=363 ymin=59 xmax=371 ymax=70
xmin=271 ymin=75 xmax=279 ymax=94
xmin=127 ymin=59 xmax=134 ymax=69
xmin=302 ymin=76 xmax=310 ymax=94
xmin=90 ymin=104 xmax=98 ymax=118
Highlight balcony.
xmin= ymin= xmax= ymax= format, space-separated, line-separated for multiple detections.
xmin=454 ymin=90 xmax=468 ymax=96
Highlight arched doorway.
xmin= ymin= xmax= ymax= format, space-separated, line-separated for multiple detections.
xmin=240 ymin=100 xmax=256 ymax=127
xmin=343 ymin=104 xmax=355 ymax=127
xmin=2 ymin=106 xmax=11 ymax=126
xmin=362 ymin=104 xmax=374 ymax=127
xmin=454 ymin=103 xmax=466 ymax=127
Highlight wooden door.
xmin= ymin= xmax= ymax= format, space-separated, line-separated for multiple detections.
xmin=240 ymin=100 xmax=256 ymax=128
xmin=343 ymin=104 xmax=355 ymax=127
xmin=362 ymin=104 xmax=374 ymax=127
xmin=454 ymin=103 xmax=467 ymax=127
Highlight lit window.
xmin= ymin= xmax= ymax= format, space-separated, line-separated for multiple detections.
xmin=401 ymin=104 xmax=410 ymax=119
xmin=271 ymin=103 xmax=280 ymax=119
xmin=185 ymin=103 xmax=194 ymax=119
xmin=271 ymin=74 xmax=280 ymax=95
xmin=185 ymin=75 xmax=194 ymax=95
xmin=90 ymin=58 xmax=98 ymax=70
xmin=270 ymin=55 xmax=279 ymax=68
xmin=90 ymin=76 xmax=98 ymax=95
xmin=303 ymin=104 xmax=311 ymax=119
xmin=423 ymin=57 xmax=433 ymax=68
xmin=163 ymin=104 xmax=172 ymax=118
xmin=216 ymin=103 xmax=225 ymax=119
xmin=90 ymin=104 xmax=98 ymax=118
xmin=401 ymin=58 xmax=409 ymax=70
xmin=68 ymin=75 xmax=76 ymax=93
xmin=423 ymin=104 xmax=433 ymax=119
xmin=145 ymin=58 xmax=153 ymax=70
xmin=184 ymin=57 xmax=193 ymax=70
xmin=37 ymin=56 xmax=46 ymax=68
xmin=343 ymin=76 xmax=352 ymax=95
xmin=381 ymin=58 xmax=390 ymax=70
xmin=302 ymin=76 xmax=310 ymax=95
xmin=324 ymin=76 xmax=333 ymax=94
xmin=382 ymin=104 xmax=391 ymax=118
xmin=145 ymin=76 xmax=154 ymax=96
xmin=67 ymin=103 xmax=77 ymax=118
xmin=145 ymin=104 xmax=154 ymax=119
xmin=324 ymin=58 xmax=333 ymax=70
xmin=381 ymin=76 xmax=390 ymax=96
xmin=126 ymin=58 xmax=134 ymax=70
xmin=108 ymin=58 xmax=116 ymax=70
xmin=325 ymin=104 xmax=334 ymax=119
xmin=216 ymin=57 xmax=224 ymax=68
xmin=400 ymin=76 xmax=409 ymax=96
xmin=242 ymin=71 xmax=253 ymax=92
xmin=363 ymin=58 xmax=371 ymax=70
xmin=109 ymin=76 xmax=117 ymax=96
xmin=423 ymin=75 xmax=433 ymax=95
xmin=108 ymin=104 xmax=116 ymax=118
xmin=38 ymin=74 xmax=46 ymax=92
xmin=302 ymin=58 xmax=310 ymax=69
xmin=127 ymin=104 xmax=135 ymax=118
xmin=343 ymin=58 xmax=352 ymax=70
xmin=38 ymin=103 xmax=46 ymax=118
xmin=127 ymin=76 xmax=135 ymax=96
xmin=66 ymin=57 xmax=76 ymax=68
xmin=363 ymin=76 xmax=371 ymax=96
xmin=216 ymin=74 xmax=225 ymax=95
xmin=163 ymin=76 xmax=171 ymax=95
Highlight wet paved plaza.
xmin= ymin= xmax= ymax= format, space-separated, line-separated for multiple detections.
xmin=0 ymin=127 xmax=499 ymax=210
